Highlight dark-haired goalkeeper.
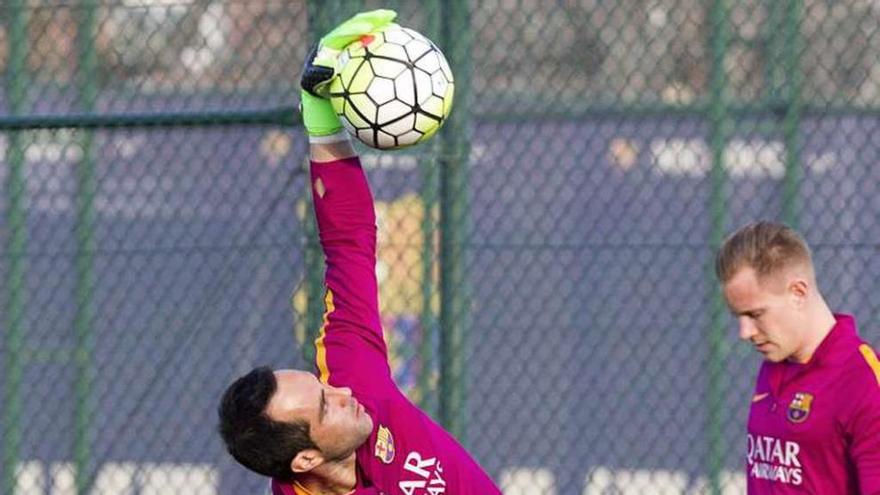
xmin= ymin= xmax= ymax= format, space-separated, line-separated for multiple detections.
xmin=218 ymin=10 xmax=501 ymax=495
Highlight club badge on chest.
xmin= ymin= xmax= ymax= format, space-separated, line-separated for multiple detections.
xmin=787 ymin=392 xmax=814 ymax=423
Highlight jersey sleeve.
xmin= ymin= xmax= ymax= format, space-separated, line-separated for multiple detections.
xmin=309 ymin=157 xmax=395 ymax=396
xmin=847 ymin=346 xmax=880 ymax=494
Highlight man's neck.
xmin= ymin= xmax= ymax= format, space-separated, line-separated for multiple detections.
xmin=791 ymin=302 xmax=837 ymax=364
xmin=296 ymin=452 xmax=358 ymax=495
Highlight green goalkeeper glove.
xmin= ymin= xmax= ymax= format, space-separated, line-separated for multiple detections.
xmin=300 ymin=9 xmax=398 ymax=137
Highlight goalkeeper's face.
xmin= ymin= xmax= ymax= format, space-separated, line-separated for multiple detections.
xmin=268 ymin=370 xmax=374 ymax=464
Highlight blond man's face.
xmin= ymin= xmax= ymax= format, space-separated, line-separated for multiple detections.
xmin=722 ymin=266 xmax=808 ymax=362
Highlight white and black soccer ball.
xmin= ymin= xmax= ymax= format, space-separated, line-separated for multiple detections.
xmin=329 ymin=25 xmax=454 ymax=150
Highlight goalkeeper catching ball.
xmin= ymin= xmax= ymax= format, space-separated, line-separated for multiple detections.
xmin=218 ymin=10 xmax=501 ymax=495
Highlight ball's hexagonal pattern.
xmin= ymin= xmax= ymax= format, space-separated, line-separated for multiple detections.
xmin=328 ymin=25 xmax=455 ymax=149
xmin=366 ymin=77 xmax=395 ymax=105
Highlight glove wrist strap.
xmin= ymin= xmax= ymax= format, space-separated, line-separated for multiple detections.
xmin=308 ymin=131 xmax=350 ymax=144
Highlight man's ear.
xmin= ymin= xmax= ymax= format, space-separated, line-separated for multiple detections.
xmin=788 ymin=278 xmax=809 ymax=302
xmin=291 ymin=448 xmax=325 ymax=473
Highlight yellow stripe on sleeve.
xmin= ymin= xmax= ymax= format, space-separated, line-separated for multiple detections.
xmin=858 ymin=344 xmax=880 ymax=387
xmin=315 ymin=289 xmax=335 ymax=385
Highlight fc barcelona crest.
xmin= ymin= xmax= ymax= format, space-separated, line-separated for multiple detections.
xmin=374 ymin=425 xmax=395 ymax=464
xmin=787 ymin=392 xmax=814 ymax=423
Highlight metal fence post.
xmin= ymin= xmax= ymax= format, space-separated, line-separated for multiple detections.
xmin=73 ymin=2 xmax=98 ymax=493
xmin=438 ymin=0 xmax=471 ymax=442
xmin=414 ymin=0 xmax=444 ymax=420
xmin=707 ymin=0 xmax=733 ymax=493
xmin=3 ymin=2 xmax=29 ymax=494
xmin=302 ymin=0 xmax=334 ymax=367
xmin=781 ymin=0 xmax=805 ymax=226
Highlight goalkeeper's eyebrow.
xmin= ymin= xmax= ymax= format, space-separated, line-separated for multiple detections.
xmin=319 ymin=389 xmax=327 ymax=422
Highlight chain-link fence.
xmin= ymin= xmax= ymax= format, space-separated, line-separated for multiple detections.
xmin=2 ymin=0 xmax=879 ymax=494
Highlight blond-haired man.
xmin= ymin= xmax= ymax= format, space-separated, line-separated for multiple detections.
xmin=717 ymin=221 xmax=880 ymax=493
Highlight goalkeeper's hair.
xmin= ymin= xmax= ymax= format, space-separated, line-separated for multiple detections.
xmin=218 ymin=366 xmax=316 ymax=482
xmin=716 ymin=221 xmax=814 ymax=284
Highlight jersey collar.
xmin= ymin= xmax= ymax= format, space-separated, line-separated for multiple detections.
xmin=799 ymin=313 xmax=857 ymax=366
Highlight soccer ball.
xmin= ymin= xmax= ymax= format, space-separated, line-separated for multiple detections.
xmin=328 ymin=25 xmax=454 ymax=149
